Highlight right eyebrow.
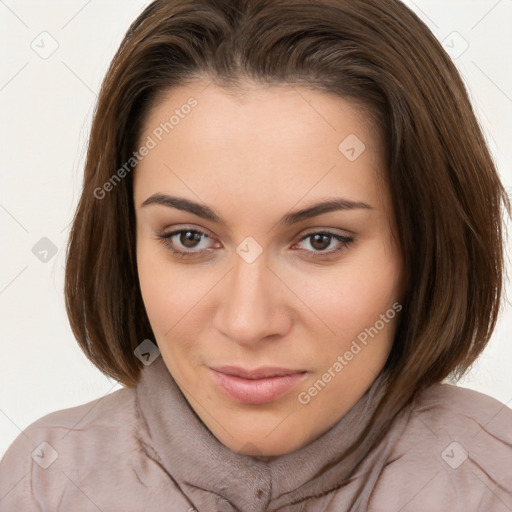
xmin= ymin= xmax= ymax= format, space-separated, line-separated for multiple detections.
xmin=141 ymin=193 xmax=222 ymax=223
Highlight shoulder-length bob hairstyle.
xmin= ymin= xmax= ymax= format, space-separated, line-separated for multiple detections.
xmin=65 ymin=0 xmax=509 ymax=470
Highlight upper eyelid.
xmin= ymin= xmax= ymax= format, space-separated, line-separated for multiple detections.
xmin=298 ymin=228 xmax=354 ymax=239
xmin=162 ymin=225 xmax=215 ymax=239
xmin=162 ymin=224 xmax=353 ymax=237
xmin=162 ymin=227 xmax=352 ymax=250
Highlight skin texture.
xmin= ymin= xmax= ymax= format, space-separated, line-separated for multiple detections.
xmin=133 ymin=79 xmax=403 ymax=457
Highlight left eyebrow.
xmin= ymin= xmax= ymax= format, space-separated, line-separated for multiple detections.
xmin=140 ymin=193 xmax=373 ymax=226
xmin=280 ymin=198 xmax=373 ymax=225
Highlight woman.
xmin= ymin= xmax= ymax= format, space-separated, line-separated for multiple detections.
xmin=1 ymin=0 xmax=511 ymax=510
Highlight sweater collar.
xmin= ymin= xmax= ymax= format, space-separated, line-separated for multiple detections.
xmin=135 ymin=356 xmax=394 ymax=510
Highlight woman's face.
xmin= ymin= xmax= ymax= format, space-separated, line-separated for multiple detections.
xmin=133 ymin=80 xmax=403 ymax=456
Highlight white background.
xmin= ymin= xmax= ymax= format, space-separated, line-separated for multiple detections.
xmin=1 ymin=0 xmax=511 ymax=458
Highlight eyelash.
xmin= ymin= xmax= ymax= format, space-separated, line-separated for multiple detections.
xmin=158 ymin=227 xmax=354 ymax=261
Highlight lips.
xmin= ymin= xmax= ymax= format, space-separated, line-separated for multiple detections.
xmin=209 ymin=366 xmax=308 ymax=404
xmin=212 ymin=365 xmax=305 ymax=379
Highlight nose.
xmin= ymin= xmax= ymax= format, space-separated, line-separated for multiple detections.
xmin=213 ymin=252 xmax=292 ymax=347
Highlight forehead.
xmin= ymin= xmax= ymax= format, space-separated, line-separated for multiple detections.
xmin=141 ymin=80 xmax=380 ymax=152
xmin=133 ymin=80 xmax=387 ymax=219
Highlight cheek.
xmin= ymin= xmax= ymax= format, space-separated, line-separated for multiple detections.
xmin=137 ymin=226 xmax=402 ymax=355
xmin=296 ymin=241 xmax=402 ymax=371
xmin=137 ymin=255 xmax=204 ymax=380
xmin=307 ymin=250 xmax=400 ymax=330
xmin=136 ymin=240 xmax=222 ymax=364
xmin=137 ymin=241 xmax=194 ymax=338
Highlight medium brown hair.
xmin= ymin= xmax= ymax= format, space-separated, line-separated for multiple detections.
xmin=65 ymin=0 xmax=509 ymax=491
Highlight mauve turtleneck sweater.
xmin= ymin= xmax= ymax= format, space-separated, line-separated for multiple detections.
xmin=1 ymin=356 xmax=511 ymax=511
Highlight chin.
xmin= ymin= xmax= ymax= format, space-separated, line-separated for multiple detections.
xmin=221 ymin=430 xmax=306 ymax=457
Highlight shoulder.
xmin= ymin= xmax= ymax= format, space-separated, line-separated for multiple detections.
xmin=0 ymin=386 xmax=138 ymax=510
xmin=412 ymin=381 xmax=512 ymax=429
xmin=369 ymin=383 xmax=512 ymax=512
xmin=2 ymin=384 xmax=137 ymax=453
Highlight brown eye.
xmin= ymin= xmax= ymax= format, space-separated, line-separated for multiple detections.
xmin=309 ymin=233 xmax=332 ymax=251
xmin=159 ymin=228 xmax=217 ymax=259
xmin=179 ymin=230 xmax=203 ymax=248
xmin=295 ymin=231 xmax=354 ymax=260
